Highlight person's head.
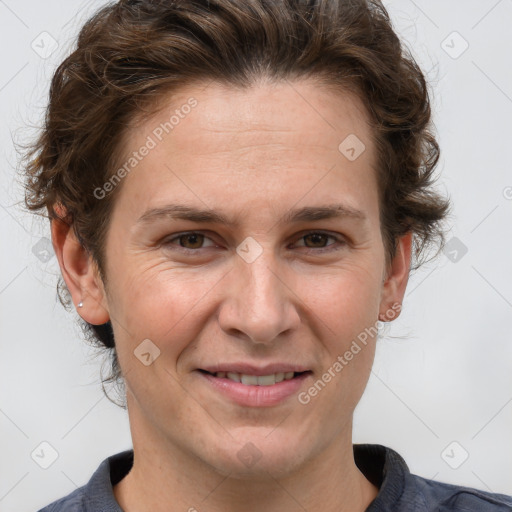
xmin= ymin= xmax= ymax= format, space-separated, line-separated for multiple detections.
xmin=23 ymin=0 xmax=449 ymax=477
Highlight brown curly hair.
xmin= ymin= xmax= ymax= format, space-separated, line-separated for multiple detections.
xmin=22 ymin=0 xmax=450 ymax=407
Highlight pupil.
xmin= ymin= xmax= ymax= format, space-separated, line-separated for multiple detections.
xmin=306 ymin=233 xmax=326 ymax=248
xmin=181 ymin=234 xmax=203 ymax=249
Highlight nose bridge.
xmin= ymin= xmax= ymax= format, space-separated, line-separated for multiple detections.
xmin=219 ymin=239 xmax=298 ymax=343
xmin=242 ymin=246 xmax=282 ymax=310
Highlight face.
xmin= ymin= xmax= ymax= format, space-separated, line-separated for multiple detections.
xmin=71 ymin=79 xmax=410 ymax=478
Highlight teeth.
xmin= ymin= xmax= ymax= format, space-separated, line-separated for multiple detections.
xmin=241 ymin=374 xmax=259 ymax=385
xmin=214 ymin=371 xmax=297 ymax=385
xmin=257 ymin=374 xmax=275 ymax=386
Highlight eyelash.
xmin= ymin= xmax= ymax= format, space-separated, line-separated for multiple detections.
xmin=161 ymin=231 xmax=346 ymax=254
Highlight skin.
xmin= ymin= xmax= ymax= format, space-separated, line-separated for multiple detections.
xmin=52 ymin=78 xmax=412 ymax=512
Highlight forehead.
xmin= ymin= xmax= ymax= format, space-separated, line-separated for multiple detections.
xmin=141 ymin=79 xmax=372 ymax=149
xmin=114 ymin=79 xmax=379 ymax=218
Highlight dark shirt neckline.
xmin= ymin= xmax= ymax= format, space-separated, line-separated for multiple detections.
xmin=94 ymin=443 xmax=401 ymax=511
xmin=38 ymin=443 xmax=512 ymax=511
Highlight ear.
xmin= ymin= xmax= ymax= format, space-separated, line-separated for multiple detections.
xmin=51 ymin=217 xmax=110 ymax=325
xmin=378 ymin=231 xmax=413 ymax=321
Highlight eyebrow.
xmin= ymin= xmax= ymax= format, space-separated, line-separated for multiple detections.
xmin=137 ymin=203 xmax=366 ymax=227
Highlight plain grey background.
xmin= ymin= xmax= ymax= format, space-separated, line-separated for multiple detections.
xmin=1 ymin=1 xmax=511 ymax=510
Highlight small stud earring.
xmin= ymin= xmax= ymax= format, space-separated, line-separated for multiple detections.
xmin=78 ymin=301 xmax=83 ymax=308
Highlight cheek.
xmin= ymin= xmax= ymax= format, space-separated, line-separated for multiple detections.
xmin=297 ymin=267 xmax=382 ymax=408
xmin=107 ymin=268 xmax=222 ymax=405
xmin=107 ymin=260 xmax=226 ymax=353
xmin=306 ymin=275 xmax=380 ymax=410
xmin=297 ymin=261 xmax=383 ymax=339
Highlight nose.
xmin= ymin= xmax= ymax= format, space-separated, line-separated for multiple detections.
xmin=217 ymin=246 xmax=301 ymax=345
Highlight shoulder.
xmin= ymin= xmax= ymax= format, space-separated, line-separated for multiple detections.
xmin=36 ymin=488 xmax=88 ymax=512
xmin=36 ymin=450 xmax=133 ymax=512
xmin=408 ymin=473 xmax=512 ymax=511
xmin=355 ymin=444 xmax=512 ymax=512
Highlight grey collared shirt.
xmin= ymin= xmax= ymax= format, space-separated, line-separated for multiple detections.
xmin=37 ymin=444 xmax=512 ymax=511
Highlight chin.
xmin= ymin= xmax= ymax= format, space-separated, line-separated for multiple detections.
xmin=203 ymin=428 xmax=314 ymax=480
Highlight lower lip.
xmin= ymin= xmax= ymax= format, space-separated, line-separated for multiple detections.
xmin=198 ymin=371 xmax=311 ymax=407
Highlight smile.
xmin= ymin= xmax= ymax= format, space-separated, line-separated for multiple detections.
xmin=197 ymin=370 xmax=312 ymax=407
xmin=204 ymin=371 xmax=302 ymax=386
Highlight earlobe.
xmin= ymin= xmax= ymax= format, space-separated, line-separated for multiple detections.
xmin=378 ymin=231 xmax=413 ymax=321
xmin=51 ymin=216 xmax=110 ymax=325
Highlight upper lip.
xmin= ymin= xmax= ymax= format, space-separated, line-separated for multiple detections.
xmin=199 ymin=363 xmax=311 ymax=376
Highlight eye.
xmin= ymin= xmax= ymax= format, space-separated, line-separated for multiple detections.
xmin=162 ymin=232 xmax=218 ymax=251
xmin=293 ymin=231 xmax=346 ymax=252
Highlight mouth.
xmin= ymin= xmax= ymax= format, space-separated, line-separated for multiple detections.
xmin=196 ymin=367 xmax=313 ymax=407
xmin=198 ymin=369 xmax=311 ymax=386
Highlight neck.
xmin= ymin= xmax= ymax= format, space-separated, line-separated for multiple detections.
xmin=114 ymin=399 xmax=379 ymax=512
